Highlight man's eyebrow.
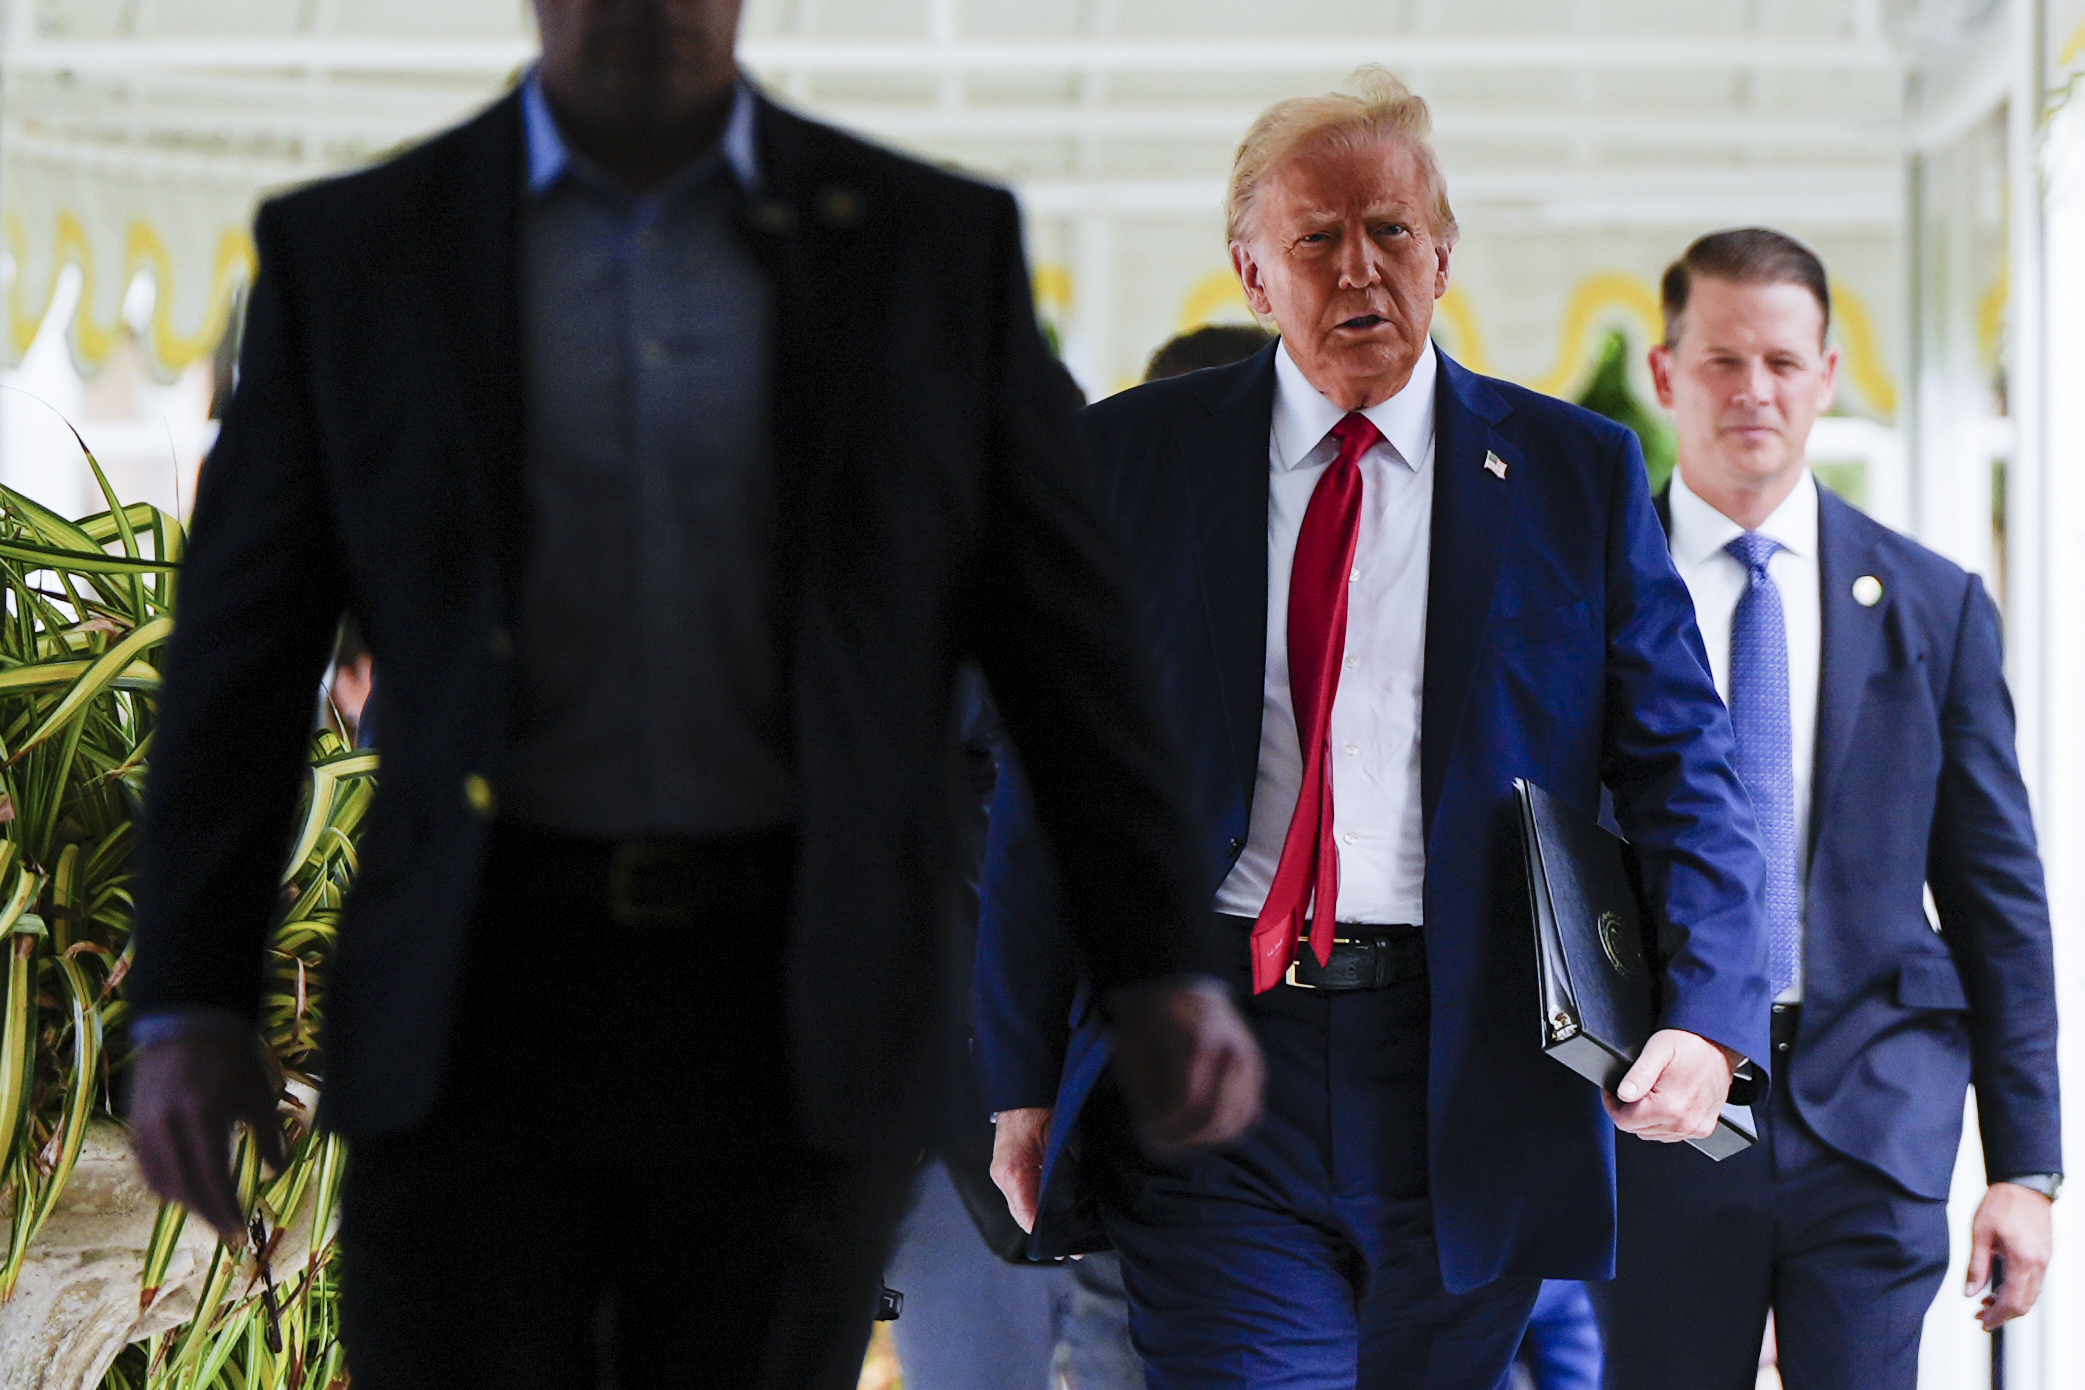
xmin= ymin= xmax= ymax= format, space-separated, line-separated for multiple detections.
xmin=1289 ymin=201 xmax=1420 ymax=224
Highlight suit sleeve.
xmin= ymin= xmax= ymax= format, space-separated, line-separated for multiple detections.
xmin=1597 ymin=428 xmax=1774 ymax=1082
xmin=127 ymin=201 xmax=350 ymax=1021
xmin=1928 ymin=575 xmax=2062 ymax=1180
xmin=962 ymin=191 xmax=1219 ymax=1000
xmin=974 ymin=750 xmax=1081 ymax=1113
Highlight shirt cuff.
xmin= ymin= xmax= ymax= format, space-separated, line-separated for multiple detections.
xmin=129 ymin=1006 xmax=258 ymax=1051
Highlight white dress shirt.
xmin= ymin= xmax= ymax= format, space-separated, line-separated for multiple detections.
xmin=1214 ymin=340 xmax=1437 ymax=926
xmin=1667 ymin=466 xmax=1821 ymax=1002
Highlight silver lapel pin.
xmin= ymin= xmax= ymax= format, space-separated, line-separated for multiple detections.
xmin=1852 ymin=575 xmax=1883 ymax=607
xmin=1484 ymin=451 xmax=1508 ymax=480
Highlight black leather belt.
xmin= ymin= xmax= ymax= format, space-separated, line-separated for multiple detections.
xmin=1284 ymin=928 xmax=1425 ymax=991
xmin=488 ymin=821 xmax=796 ymax=928
xmin=1771 ymin=1001 xmax=1800 ymax=1058
xmin=1217 ymin=917 xmax=1424 ymax=992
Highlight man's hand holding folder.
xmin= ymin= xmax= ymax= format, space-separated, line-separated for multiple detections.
xmin=1603 ymin=1028 xmax=1744 ymax=1143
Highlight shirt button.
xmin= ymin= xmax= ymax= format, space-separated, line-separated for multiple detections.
xmin=462 ymin=774 xmax=497 ymax=819
xmin=1349 ymin=567 xmax=1360 ymax=583
xmin=1343 ymin=742 xmax=1359 ymax=756
xmin=1344 ymin=655 xmax=1358 ymax=669
xmin=1341 ymin=831 xmax=1358 ymax=845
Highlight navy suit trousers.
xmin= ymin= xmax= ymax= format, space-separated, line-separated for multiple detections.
xmin=1089 ymin=954 xmax=1540 ymax=1390
xmin=1593 ymin=1081 xmax=1949 ymax=1390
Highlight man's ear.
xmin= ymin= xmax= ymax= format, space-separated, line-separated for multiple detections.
xmin=1230 ymin=241 xmax=1274 ymax=319
xmin=1433 ymin=241 xmax=1453 ymax=298
xmin=1648 ymin=343 xmax=1678 ymax=410
xmin=1818 ymin=346 xmax=1842 ymax=414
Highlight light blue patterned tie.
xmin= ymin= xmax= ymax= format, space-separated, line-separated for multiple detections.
xmin=1725 ymin=532 xmax=1800 ymax=995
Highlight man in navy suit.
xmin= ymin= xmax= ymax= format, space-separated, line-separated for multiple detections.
xmin=1593 ymin=229 xmax=2060 ymax=1389
xmin=979 ymin=69 xmax=1772 ymax=1390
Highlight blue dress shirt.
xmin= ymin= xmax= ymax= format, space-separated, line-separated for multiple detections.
xmin=503 ymin=71 xmax=791 ymax=838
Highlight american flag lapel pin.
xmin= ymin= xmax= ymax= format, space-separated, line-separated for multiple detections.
xmin=1484 ymin=451 xmax=1508 ymax=480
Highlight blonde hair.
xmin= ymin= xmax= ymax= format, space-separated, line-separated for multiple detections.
xmin=1225 ymin=66 xmax=1458 ymax=247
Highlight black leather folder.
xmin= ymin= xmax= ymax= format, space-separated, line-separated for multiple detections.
xmin=1514 ymin=778 xmax=1756 ymax=1161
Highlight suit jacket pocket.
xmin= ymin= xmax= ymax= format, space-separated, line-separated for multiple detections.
xmin=1490 ymin=599 xmax=1594 ymax=651
xmin=1897 ymin=955 xmax=1970 ymax=1011
xmin=1868 ymin=664 xmax=1930 ymax=702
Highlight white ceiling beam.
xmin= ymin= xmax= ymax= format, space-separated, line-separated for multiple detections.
xmin=8 ymin=93 xmax=1903 ymax=155
xmin=3 ymin=34 xmax=1904 ymax=77
xmin=827 ymin=106 xmax=1902 ymax=151
xmin=1014 ymin=168 xmax=1903 ymax=225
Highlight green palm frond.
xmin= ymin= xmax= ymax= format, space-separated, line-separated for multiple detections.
xmin=0 ymin=443 xmax=368 ymax=1388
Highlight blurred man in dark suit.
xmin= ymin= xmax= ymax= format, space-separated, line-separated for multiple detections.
xmin=980 ymin=68 xmax=1770 ymax=1390
xmin=121 ymin=2 xmax=1261 ymax=1386
xmin=1595 ymin=228 xmax=2060 ymax=1390
xmin=1143 ymin=323 xmax=1275 ymax=382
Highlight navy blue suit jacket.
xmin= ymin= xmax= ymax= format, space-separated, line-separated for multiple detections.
xmin=978 ymin=345 xmax=1772 ymax=1290
xmin=1657 ymin=484 xmax=2058 ymax=1199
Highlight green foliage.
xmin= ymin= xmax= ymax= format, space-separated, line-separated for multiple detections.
xmin=1575 ymin=329 xmax=1677 ymax=493
xmin=0 ymin=433 xmax=368 ymax=1388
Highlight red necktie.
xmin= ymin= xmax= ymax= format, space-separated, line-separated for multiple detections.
xmin=1249 ymin=412 xmax=1383 ymax=994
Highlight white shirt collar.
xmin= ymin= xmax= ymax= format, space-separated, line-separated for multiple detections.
xmin=1271 ymin=338 xmax=1437 ymax=474
xmin=522 ymin=66 xmax=762 ymax=197
xmin=1669 ymin=463 xmax=1819 ymax=568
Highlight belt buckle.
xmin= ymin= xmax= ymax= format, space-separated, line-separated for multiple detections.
xmin=608 ymin=841 xmax=693 ymax=927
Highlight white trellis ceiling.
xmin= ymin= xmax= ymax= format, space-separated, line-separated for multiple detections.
xmin=0 ymin=0 xmax=2048 ymax=393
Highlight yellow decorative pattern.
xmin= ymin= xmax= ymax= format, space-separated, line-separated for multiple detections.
xmin=7 ymin=211 xmax=254 ymax=376
xmin=2061 ymin=17 xmax=2085 ymax=71
xmin=1529 ymin=272 xmax=1665 ymax=398
xmin=1831 ymin=283 xmax=1898 ymax=421
xmin=1514 ymin=269 xmax=1897 ymax=422
xmin=1432 ymin=286 xmax=1488 ymax=374
xmin=1976 ymin=260 xmax=2009 ymax=372
xmin=1176 ymin=268 xmax=1253 ymax=332
xmin=1031 ymin=263 xmax=1073 ymax=319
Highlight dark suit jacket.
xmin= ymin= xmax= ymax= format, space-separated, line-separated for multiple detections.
xmin=978 ymin=345 xmax=1773 ymax=1290
xmin=127 ymin=88 xmax=1219 ymax=1153
xmin=1656 ymin=483 xmax=2060 ymax=1197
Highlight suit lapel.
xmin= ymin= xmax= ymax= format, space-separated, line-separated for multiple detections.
xmin=737 ymin=98 xmax=868 ymax=700
xmin=1420 ymin=353 xmax=1515 ymax=838
xmin=1809 ymin=488 xmax=1888 ymax=865
xmin=425 ymin=92 xmax=529 ymax=607
xmin=1188 ymin=349 xmax=1279 ymax=803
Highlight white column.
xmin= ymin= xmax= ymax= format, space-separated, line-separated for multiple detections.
xmin=2022 ymin=90 xmax=2085 ymax=1390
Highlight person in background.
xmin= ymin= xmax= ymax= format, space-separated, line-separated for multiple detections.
xmin=883 ymin=355 xmax=1091 ymax=1390
xmin=324 ymin=615 xmax=376 ymax=747
xmin=1143 ymin=323 xmax=1275 ymax=382
xmin=118 ymin=0 xmax=1262 ymax=1385
xmin=998 ymin=320 xmax=1280 ymax=1390
xmin=980 ymin=67 xmax=1770 ymax=1390
xmin=1593 ymin=227 xmax=2060 ymax=1390
xmin=1511 ymin=1281 xmax=1601 ymax=1390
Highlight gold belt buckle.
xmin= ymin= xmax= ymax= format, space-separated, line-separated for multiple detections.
xmin=1285 ymin=933 xmax=1369 ymax=990
xmin=608 ymin=841 xmax=694 ymax=926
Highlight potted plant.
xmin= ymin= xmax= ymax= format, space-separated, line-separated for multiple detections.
xmin=0 ymin=437 xmax=370 ymax=1390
